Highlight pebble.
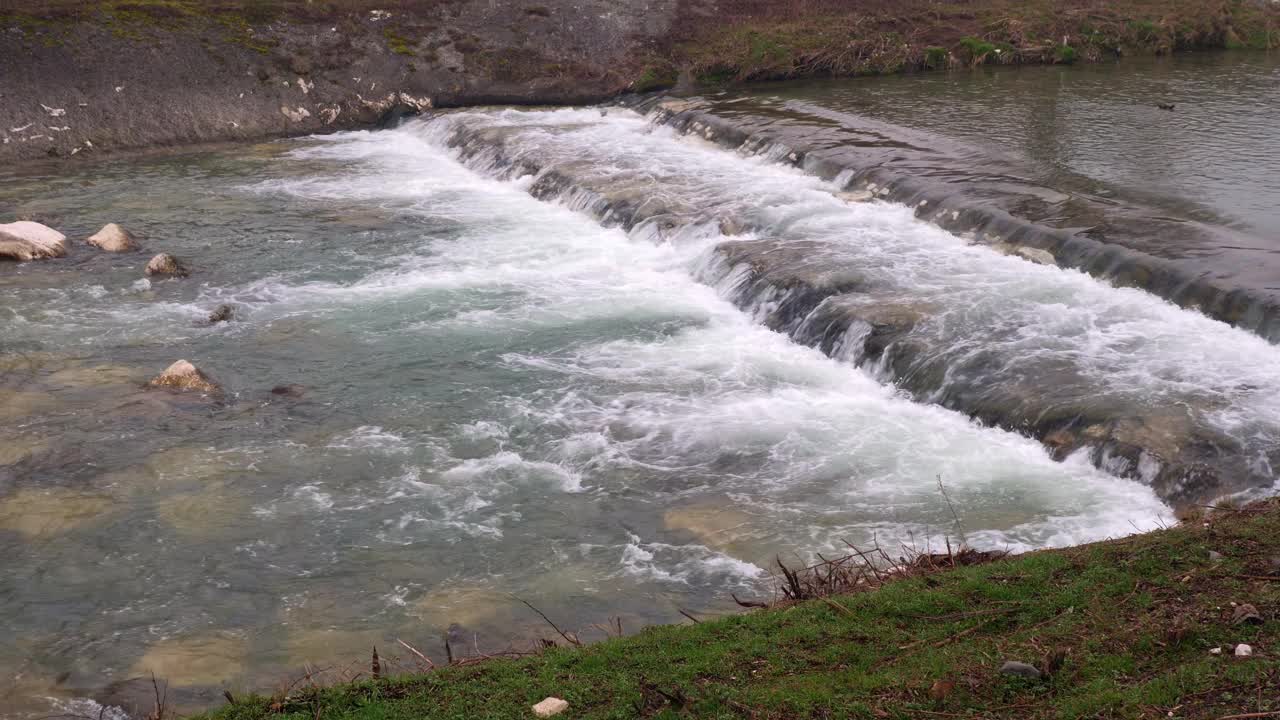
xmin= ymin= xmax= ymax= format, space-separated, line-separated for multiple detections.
xmin=1232 ymin=603 xmax=1263 ymax=626
xmin=1235 ymin=644 xmax=1253 ymax=657
xmin=1210 ymin=647 xmax=1222 ymax=655
xmin=1209 ymin=550 xmax=1223 ymax=562
xmin=532 ymin=697 xmax=568 ymax=718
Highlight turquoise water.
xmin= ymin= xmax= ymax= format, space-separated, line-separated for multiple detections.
xmin=8 ymin=55 xmax=1280 ymax=714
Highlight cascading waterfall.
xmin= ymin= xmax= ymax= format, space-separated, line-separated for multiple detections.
xmin=4 ymin=99 xmax=1277 ymax=718
xmin=411 ymin=106 xmax=1280 ymax=505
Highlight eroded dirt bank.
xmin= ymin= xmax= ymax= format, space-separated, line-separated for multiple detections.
xmin=2 ymin=0 xmax=1277 ymax=165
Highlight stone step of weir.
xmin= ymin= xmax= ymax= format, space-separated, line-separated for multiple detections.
xmin=704 ymin=239 xmax=1258 ymax=507
xmin=433 ymin=112 xmax=1275 ymax=506
xmin=639 ymin=97 xmax=1280 ymax=344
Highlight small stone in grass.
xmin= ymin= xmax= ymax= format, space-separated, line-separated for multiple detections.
xmin=1232 ymin=604 xmax=1263 ymax=626
xmin=1208 ymin=550 xmax=1223 ymax=562
xmin=1210 ymin=647 xmax=1223 ymax=655
xmin=532 ymin=697 xmax=568 ymax=718
xmin=1236 ymin=644 xmax=1253 ymax=657
xmin=998 ymin=661 xmax=1042 ymax=680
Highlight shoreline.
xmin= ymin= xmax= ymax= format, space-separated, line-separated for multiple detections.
xmin=2 ymin=1 xmax=1276 ymax=167
xmin=195 ymin=499 xmax=1280 ymax=719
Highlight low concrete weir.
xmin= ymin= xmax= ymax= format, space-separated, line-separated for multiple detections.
xmin=639 ymin=97 xmax=1280 ymax=344
xmin=425 ymin=108 xmax=1280 ymax=507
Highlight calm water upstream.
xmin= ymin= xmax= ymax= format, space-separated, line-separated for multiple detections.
xmin=740 ymin=52 xmax=1280 ymax=234
xmin=2 ymin=52 xmax=1278 ymax=718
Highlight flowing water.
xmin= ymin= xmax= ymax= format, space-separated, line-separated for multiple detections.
xmin=2 ymin=54 xmax=1278 ymax=718
xmin=736 ymin=52 xmax=1280 ymax=235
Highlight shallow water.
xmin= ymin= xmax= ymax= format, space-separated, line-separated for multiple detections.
xmin=2 ymin=58 xmax=1278 ymax=717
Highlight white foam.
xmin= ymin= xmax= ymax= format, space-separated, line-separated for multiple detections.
xmin=327 ymin=426 xmax=411 ymax=454
xmin=411 ymin=107 xmax=1280 ymax=489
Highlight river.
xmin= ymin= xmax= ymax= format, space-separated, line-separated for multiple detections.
xmin=2 ymin=52 xmax=1276 ymax=718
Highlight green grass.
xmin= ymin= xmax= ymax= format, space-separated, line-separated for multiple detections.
xmin=200 ymin=500 xmax=1280 ymax=719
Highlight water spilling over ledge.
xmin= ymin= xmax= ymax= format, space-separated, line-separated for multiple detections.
xmin=429 ymin=106 xmax=1280 ymax=506
xmin=5 ymin=77 xmax=1280 ymax=713
xmin=639 ymin=95 xmax=1280 ymax=344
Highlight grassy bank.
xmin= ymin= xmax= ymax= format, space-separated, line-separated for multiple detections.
xmin=639 ymin=0 xmax=1279 ymax=89
xmin=202 ymin=501 xmax=1280 ymax=719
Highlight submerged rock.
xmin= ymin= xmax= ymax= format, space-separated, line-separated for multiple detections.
xmin=86 ymin=223 xmax=137 ymax=252
xmin=145 ymin=253 xmax=189 ymax=277
xmin=0 ymin=488 xmax=117 ymax=538
xmin=148 ymin=360 xmax=220 ymax=394
xmin=270 ymin=383 xmax=305 ymax=398
xmin=155 ymin=482 xmax=249 ymax=539
xmin=207 ymin=304 xmax=234 ymax=323
xmin=664 ymin=503 xmax=755 ymax=555
xmin=131 ymin=631 xmax=248 ymax=686
xmin=0 ymin=389 xmax=59 ymax=422
xmin=0 ymin=221 xmax=67 ymax=261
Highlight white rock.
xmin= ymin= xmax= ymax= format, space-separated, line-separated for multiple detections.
xmin=1209 ymin=646 xmax=1223 ymax=655
xmin=835 ymin=190 xmax=873 ymax=203
xmin=86 ymin=223 xmax=137 ymax=252
xmin=147 ymin=360 xmax=220 ymax=394
xmin=145 ymin=253 xmax=188 ymax=277
xmin=281 ymin=106 xmax=311 ymax=122
xmin=532 ymin=697 xmax=568 ymax=718
xmin=1015 ymin=247 xmax=1056 ymax=266
xmin=0 ymin=221 xmax=67 ymax=261
xmin=1235 ymin=644 xmax=1253 ymax=657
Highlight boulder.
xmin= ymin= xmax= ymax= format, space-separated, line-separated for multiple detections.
xmin=0 ymin=221 xmax=67 ymax=261
xmin=532 ymin=697 xmax=568 ymax=718
xmin=207 ymin=304 xmax=234 ymax=323
xmin=145 ymin=253 xmax=189 ymax=277
xmin=270 ymin=384 xmax=306 ymax=398
xmin=147 ymin=360 xmax=220 ymax=394
xmin=86 ymin=223 xmax=137 ymax=252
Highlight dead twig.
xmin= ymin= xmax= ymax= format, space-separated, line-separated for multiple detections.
xmin=511 ymin=594 xmax=582 ymax=646
xmin=937 ymin=474 xmax=968 ymax=548
xmin=148 ymin=672 xmax=168 ymax=720
xmin=818 ymin=596 xmax=855 ymax=617
xmin=678 ymin=608 xmax=702 ymax=624
xmin=396 ymin=638 xmax=434 ymax=669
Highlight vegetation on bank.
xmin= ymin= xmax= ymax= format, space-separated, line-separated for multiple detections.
xmin=4 ymin=1 xmax=1277 ymax=94
xmin=199 ymin=500 xmax=1280 ymax=719
xmin=637 ymin=0 xmax=1280 ymax=89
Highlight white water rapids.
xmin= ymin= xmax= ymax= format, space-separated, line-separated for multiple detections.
xmin=10 ymin=101 xmax=1280 ymax=718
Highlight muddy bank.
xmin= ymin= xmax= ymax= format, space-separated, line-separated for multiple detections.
xmin=3 ymin=0 xmax=1277 ymax=166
